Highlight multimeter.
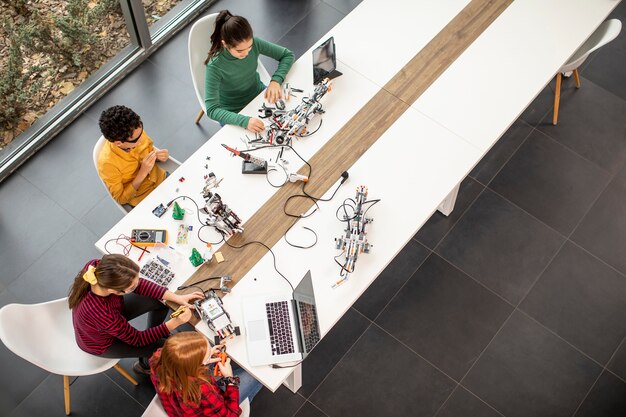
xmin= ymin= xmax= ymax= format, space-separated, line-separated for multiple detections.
xmin=130 ymin=229 xmax=168 ymax=246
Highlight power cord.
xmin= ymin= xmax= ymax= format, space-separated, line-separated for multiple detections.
xmin=222 ymin=238 xmax=295 ymax=293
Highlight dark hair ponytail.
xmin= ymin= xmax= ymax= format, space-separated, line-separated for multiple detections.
xmin=204 ymin=10 xmax=253 ymax=65
xmin=68 ymin=254 xmax=139 ymax=309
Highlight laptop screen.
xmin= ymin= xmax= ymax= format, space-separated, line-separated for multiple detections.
xmin=293 ymin=271 xmax=321 ymax=356
xmin=312 ymin=37 xmax=337 ymax=84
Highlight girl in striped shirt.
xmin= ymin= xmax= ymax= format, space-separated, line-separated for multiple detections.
xmin=68 ymin=254 xmax=203 ymax=374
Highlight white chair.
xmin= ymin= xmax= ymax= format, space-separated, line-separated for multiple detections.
xmin=553 ymin=19 xmax=622 ymax=125
xmin=142 ymin=394 xmax=250 ymax=417
xmin=93 ymin=135 xmax=182 ymax=214
xmin=0 ymin=298 xmax=138 ymax=415
xmin=188 ymin=13 xmax=271 ymax=124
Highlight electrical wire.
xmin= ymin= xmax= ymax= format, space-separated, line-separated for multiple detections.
xmin=177 ymin=276 xmax=224 ymax=292
xmin=223 ymin=239 xmax=294 ymax=293
xmin=283 ymin=224 xmax=318 ymax=249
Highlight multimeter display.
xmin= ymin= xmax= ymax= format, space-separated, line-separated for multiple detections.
xmin=131 ymin=229 xmax=168 ymax=246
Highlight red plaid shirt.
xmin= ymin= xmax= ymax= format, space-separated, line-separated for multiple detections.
xmin=150 ymin=350 xmax=241 ymax=417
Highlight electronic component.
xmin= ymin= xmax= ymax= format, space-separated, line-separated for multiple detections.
xmin=189 ymin=248 xmax=204 ymax=267
xmin=333 ymin=185 xmax=374 ymax=288
xmin=200 ymin=172 xmax=243 ymax=237
xmin=131 ymin=229 xmax=167 ymax=246
xmin=172 ymin=201 xmax=185 ymax=220
xmin=242 ymin=160 xmax=268 ymax=174
xmin=152 ymin=203 xmax=167 ymax=217
xmin=195 ymin=290 xmax=241 ymax=344
xmin=140 ymin=259 xmax=175 ymax=287
xmin=176 ymin=224 xmax=189 ymax=244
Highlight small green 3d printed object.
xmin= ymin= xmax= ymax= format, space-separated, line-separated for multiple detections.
xmin=172 ymin=201 xmax=185 ymax=220
xmin=189 ymin=248 xmax=204 ymax=267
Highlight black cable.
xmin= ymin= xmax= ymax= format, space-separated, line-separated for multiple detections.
xmin=265 ymin=165 xmax=288 ymax=188
xmin=223 ymin=239 xmax=294 ymax=293
xmin=167 ymin=195 xmax=206 ymax=226
xmin=177 ymin=276 xmax=224 ymax=292
xmin=283 ymin=225 xmax=318 ymax=249
xmin=197 ymin=224 xmax=226 ymax=245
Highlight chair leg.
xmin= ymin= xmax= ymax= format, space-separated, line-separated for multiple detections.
xmin=573 ymin=68 xmax=581 ymax=88
xmin=113 ymin=363 xmax=139 ymax=386
xmin=63 ymin=375 xmax=71 ymax=415
xmin=195 ymin=109 xmax=204 ymax=124
xmin=553 ymin=73 xmax=562 ymax=125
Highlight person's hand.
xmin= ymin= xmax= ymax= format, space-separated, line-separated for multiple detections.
xmin=264 ymin=80 xmax=283 ymax=104
xmin=176 ymin=291 xmax=204 ymax=307
xmin=246 ymin=117 xmax=265 ymax=133
xmin=210 ymin=343 xmax=225 ymax=358
xmin=165 ymin=307 xmax=191 ymax=332
xmin=140 ymin=151 xmax=157 ymax=173
xmin=217 ymin=357 xmax=234 ymax=378
xmin=155 ymin=148 xmax=169 ymax=162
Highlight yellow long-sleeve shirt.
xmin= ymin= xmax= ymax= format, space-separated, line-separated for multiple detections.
xmin=97 ymin=132 xmax=166 ymax=206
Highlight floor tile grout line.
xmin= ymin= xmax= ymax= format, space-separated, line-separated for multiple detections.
xmin=601 ymin=335 xmax=626 ymax=384
xmin=479 ymin=124 xmax=535 ymax=190
xmin=434 ymin=254 xmax=516 ymax=309
xmin=7 ymin=371 xmax=53 ymax=415
xmin=305 ymin=321 xmax=374 ymax=402
xmin=527 ymin=123 xmax=614 ymax=178
xmin=569 ymin=368 xmax=604 ymax=417
xmin=457 ymin=385 xmax=508 ymax=417
xmin=18 ymin=171 xmax=81 ymax=223
xmin=456 ymin=231 xmax=568 ymax=386
xmin=102 ymin=371 xmax=148 ymax=410
xmin=516 ymin=309 xmax=607 ymax=370
xmin=371 ymin=321 xmax=461 ymax=385
xmin=432 ymin=384 xmax=507 ymax=417
xmin=365 ymin=246 xmax=433 ymax=324
xmin=483 ymin=183 xmax=626 ymax=282
xmin=319 ymin=0 xmax=349 ymax=17
xmin=431 ymin=384 xmax=461 ymax=417
xmin=291 ymin=398 xmax=331 ymax=417
xmin=430 ymin=185 xmax=487 ymax=253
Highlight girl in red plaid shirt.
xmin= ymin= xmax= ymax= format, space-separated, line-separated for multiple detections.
xmin=150 ymin=332 xmax=262 ymax=417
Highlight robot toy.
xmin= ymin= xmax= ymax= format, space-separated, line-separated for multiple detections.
xmin=194 ymin=288 xmax=241 ymax=345
xmin=250 ymin=78 xmax=332 ymax=149
xmin=333 ymin=185 xmax=374 ymax=288
xmin=200 ymin=172 xmax=243 ymax=237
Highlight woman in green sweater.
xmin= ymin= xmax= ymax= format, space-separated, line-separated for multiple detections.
xmin=204 ymin=10 xmax=295 ymax=132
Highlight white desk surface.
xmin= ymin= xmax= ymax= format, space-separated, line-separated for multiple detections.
xmin=94 ymin=54 xmax=381 ymax=274
xmin=324 ymin=0 xmax=471 ymax=87
xmin=95 ymin=0 xmax=620 ymax=393
xmin=412 ymin=0 xmax=621 ymax=153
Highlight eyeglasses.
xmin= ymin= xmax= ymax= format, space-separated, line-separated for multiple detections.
xmin=126 ymin=123 xmax=143 ymax=143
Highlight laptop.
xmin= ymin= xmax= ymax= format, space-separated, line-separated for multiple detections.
xmin=243 ymin=271 xmax=321 ymax=366
xmin=312 ymin=37 xmax=343 ymax=84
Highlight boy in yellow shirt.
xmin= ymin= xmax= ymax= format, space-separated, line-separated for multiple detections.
xmin=97 ymin=106 xmax=169 ymax=207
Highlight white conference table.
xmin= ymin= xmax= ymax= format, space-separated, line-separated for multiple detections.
xmin=412 ymin=0 xmax=621 ymax=154
xmin=95 ymin=0 xmax=621 ymax=393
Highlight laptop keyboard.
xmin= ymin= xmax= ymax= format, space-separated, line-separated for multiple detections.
xmin=298 ymin=301 xmax=321 ymax=353
xmin=266 ymin=301 xmax=295 ymax=355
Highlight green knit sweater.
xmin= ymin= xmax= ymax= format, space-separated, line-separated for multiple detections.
xmin=204 ymin=37 xmax=295 ymax=128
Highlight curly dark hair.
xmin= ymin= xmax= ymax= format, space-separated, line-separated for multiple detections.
xmin=99 ymin=105 xmax=142 ymax=142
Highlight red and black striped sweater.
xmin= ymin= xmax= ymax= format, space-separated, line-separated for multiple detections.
xmin=72 ymin=278 xmax=169 ymax=355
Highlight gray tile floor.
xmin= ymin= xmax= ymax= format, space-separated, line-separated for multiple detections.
xmin=1 ymin=1 xmax=625 ymax=416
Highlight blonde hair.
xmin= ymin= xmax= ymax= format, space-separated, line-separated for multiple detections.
xmin=153 ymin=332 xmax=214 ymax=405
